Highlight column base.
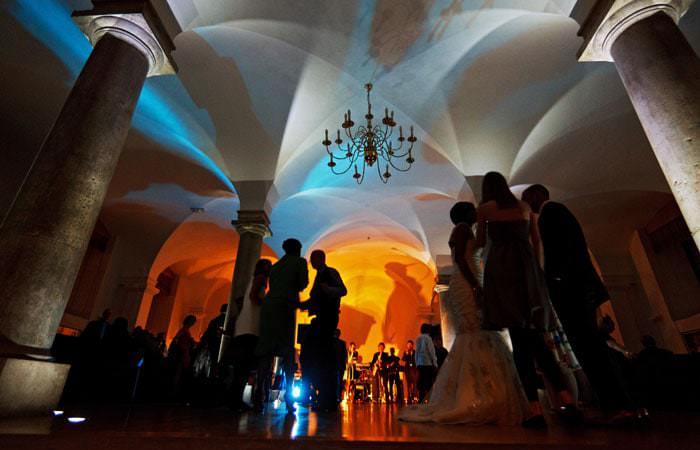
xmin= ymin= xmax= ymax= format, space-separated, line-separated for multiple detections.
xmin=0 ymin=357 xmax=69 ymax=417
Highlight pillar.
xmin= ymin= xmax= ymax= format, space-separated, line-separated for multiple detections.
xmin=0 ymin=1 xmax=177 ymax=415
xmin=119 ymin=276 xmax=160 ymax=328
xmin=573 ymin=0 xmax=699 ymax=249
xmin=219 ymin=210 xmax=271 ymax=360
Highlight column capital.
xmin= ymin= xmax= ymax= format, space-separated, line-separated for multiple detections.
xmin=572 ymin=0 xmax=694 ymax=62
xmin=72 ymin=0 xmax=180 ymax=77
xmin=232 ymin=210 xmax=272 ymax=238
xmin=119 ymin=276 xmax=160 ymax=297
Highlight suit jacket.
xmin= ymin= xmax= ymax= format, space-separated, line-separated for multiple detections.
xmin=538 ymin=201 xmax=609 ymax=315
xmin=371 ymin=351 xmax=389 ymax=372
xmin=309 ymin=265 xmax=347 ymax=318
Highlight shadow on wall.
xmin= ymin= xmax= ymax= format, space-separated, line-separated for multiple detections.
xmin=382 ymin=262 xmax=424 ymax=348
xmin=338 ymin=304 xmax=375 ymax=350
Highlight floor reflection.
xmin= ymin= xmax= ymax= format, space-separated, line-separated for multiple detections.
xmin=0 ymin=402 xmax=699 ymax=450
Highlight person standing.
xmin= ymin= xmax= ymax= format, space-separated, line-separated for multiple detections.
xmin=402 ymin=340 xmax=418 ymax=403
xmin=524 ymin=184 xmax=642 ymax=421
xmin=255 ymin=239 xmax=309 ymax=414
xmin=300 ymin=249 xmax=347 ymax=412
xmin=399 ymin=202 xmax=528 ymax=424
xmin=386 ymin=347 xmax=403 ymax=403
xmin=415 ymin=323 xmax=438 ymax=403
xmin=230 ymin=259 xmax=272 ymax=411
xmin=433 ymin=334 xmax=448 ymax=369
xmin=476 ymin=173 xmax=574 ymax=428
xmin=168 ymin=315 xmax=197 ymax=401
xmin=370 ymin=342 xmax=389 ymax=403
xmin=334 ymin=329 xmax=348 ymax=404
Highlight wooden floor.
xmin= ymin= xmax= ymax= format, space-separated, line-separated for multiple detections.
xmin=0 ymin=402 xmax=698 ymax=450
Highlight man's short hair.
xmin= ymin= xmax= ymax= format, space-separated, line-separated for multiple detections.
xmin=282 ymin=238 xmax=303 ymax=255
xmin=521 ymin=184 xmax=550 ymax=214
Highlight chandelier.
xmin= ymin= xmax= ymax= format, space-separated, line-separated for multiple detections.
xmin=322 ymin=83 xmax=416 ymax=184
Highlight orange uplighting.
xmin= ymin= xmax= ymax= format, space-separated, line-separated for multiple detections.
xmin=298 ymin=232 xmax=436 ymax=362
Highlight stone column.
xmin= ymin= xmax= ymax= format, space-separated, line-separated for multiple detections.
xmin=573 ymin=0 xmax=699 ymax=249
xmin=0 ymin=2 xmax=177 ymax=415
xmin=219 ymin=211 xmax=272 ymax=361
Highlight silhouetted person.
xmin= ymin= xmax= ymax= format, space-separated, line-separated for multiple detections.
xmin=300 ymin=317 xmax=322 ymax=407
xmin=334 ymin=329 xmax=348 ymax=403
xmin=72 ymin=308 xmax=113 ymax=400
xmin=415 ymin=323 xmax=437 ymax=403
xmin=348 ymin=341 xmax=359 ymax=381
xmin=524 ymin=184 xmax=639 ymax=419
xmin=231 ymin=258 xmax=272 ymax=411
xmin=81 ymin=308 xmax=112 ymax=344
xmin=477 ymin=173 xmax=572 ymax=428
xmin=300 ymin=249 xmax=347 ymax=411
xmin=255 ymin=238 xmax=309 ymax=413
xmin=168 ymin=315 xmax=197 ymax=400
xmin=402 ymin=340 xmax=417 ymax=403
xmin=433 ymin=335 xmax=448 ymax=369
xmin=638 ymin=335 xmax=673 ymax=363
xmin=371 ymin=342 xmax=390 ymax=402
xmin=195 ymin=304 xmax=227 ymax=381
xmin=386 ymin=347 xmax=403 ymax=403
xmin=103 ymin=317 xmax=135 ymax=400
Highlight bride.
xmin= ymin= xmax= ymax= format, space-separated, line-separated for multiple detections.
xmin=398 ymin=202 xmax=528 ymax=425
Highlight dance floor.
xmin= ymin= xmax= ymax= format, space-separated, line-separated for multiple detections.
xmin=0 ymin=403 xmax=698 ymax=450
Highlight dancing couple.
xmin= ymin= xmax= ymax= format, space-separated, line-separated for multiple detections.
xmin=399 ymin=172 xmax=576 ymax=426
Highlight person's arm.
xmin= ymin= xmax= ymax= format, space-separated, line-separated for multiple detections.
xmin=428 ymin=339 xmax=438 ymax=367
xmin=528 ymin=209 xmax=542 ymax=262
xmin=298 ymin=259 xmax=309 ymax=292
xmin=475 ymin=204 xmax=488 ymax=249
xmin=321 ymin=268 xmax=347 ymax=297
xmin=530 ymin=212 xmax=543 ymax=267
xmin=453 ymin=224 xmax=480 ymax=288
xmin=248 ymin=274 xmax=266 ymax=305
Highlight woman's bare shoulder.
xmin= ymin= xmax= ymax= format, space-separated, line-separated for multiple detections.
xmin=477 ymin=201 xmax=497 ymax=214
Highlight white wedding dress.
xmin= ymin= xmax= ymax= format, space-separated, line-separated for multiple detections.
xmin=398 ymin=228 xmax=528 ymax=425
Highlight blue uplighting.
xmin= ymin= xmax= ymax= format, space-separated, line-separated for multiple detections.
xmin=6 ymin=0 xmax=233 ymax=191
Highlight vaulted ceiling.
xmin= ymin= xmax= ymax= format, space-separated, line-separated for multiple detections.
xmin=2 ymin=0 xmax=698 ymax=284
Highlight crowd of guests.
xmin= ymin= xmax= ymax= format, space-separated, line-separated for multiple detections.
xmin=54 ymin=171 xmax=699 ymax=424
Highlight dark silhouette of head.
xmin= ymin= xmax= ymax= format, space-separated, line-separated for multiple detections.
xmin=641 ymin=335 xmax=657 ymax=349
xmin=389 ymin=347 xmax=396 ymax=356
xmin=254 ymin=258 xmax=272 ymax=276
xmin=334 ymin=328 xmax=341 ymax=339
xmin=101 ymin=309 xmax=112 ymax=321
xmin=450 ymin=201 xmax=476 ymax=226
xmin=433 ymin=334 xmax=443 ymax=348
xmin=282 ymin=238 xmax=303 ymax=256
xmin=378 ymin=342 xmax=385 ymax=351
xmin=522 ymin=184 xmax=550 ymax=214
xmin=219 ymin=303 xmax=228 ymax=314
xmin=310 ymin=249 xmax=326 ymax=270
xmin=481 ymin=171 xmax=518 ymax=208
xmin=183 ymin=314 xmax=197 ymax=328
xmin=420 ymin=323 xmax=431 ymax=334
xmin=600 ymin=315 xmax=615 ymax=333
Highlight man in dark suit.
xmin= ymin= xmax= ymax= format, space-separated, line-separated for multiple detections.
xmin=301 ymin=249 xmax=347 ymax=411
xmin=370 ymin=342 xmax=389 ymax=403
xmin=523 ymin=184 xmax=637 ymax=417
